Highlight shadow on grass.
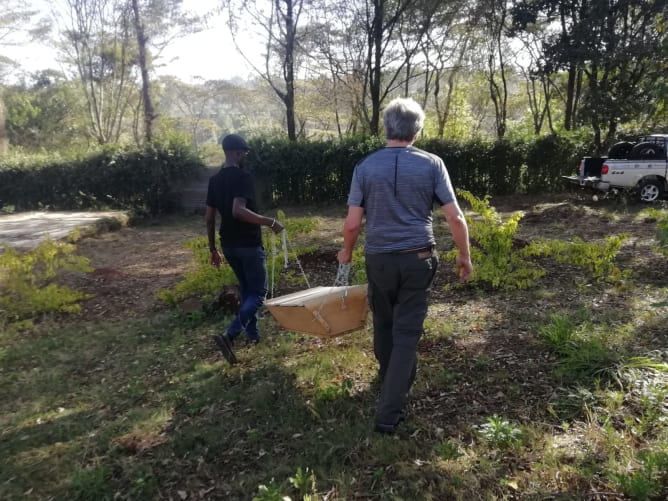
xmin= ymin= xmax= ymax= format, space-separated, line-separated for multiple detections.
xmin=2 ymin=268 xmax=666 ymax=500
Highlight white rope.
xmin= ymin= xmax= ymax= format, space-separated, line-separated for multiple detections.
xmin=281 ymin=230 xmax=289 ymax=269
xmin=270 ymin=231 xmax=277 ymax=299
xmin=271 ymin=224 xmax=357 ymax=293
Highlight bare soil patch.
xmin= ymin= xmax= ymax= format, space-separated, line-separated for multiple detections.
xmin=63 ymin=217 xmax=202 ymax=321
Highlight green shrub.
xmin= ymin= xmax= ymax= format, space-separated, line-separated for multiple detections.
xmin=0 ymin=240 xmax=92 ymax=327
xmin=447 ymin=190 xmax=546 ymax=290
xmin=612 ymin=451 xmax=668 ymax=501
xmin=530 ymin=234 xmax=628 ymax=280
xmin=445 ymin=192 xmax=629 ymax=290
xmin=156 ymin=237 xmax=237 ymax=305
xmin=0 ymin=141 xmax=202 ymax=215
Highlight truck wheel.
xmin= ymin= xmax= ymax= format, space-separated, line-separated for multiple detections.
xmin=628 ymin=142 xmax=665 ymax=160
xmin=637 ymin=179 xmax=664 ymax=203
xmin=607 ymin=141 xmax=634 ymax=159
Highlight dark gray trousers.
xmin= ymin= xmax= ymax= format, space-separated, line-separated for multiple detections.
xmin=365 ymin=250 xmax=438 ymax=426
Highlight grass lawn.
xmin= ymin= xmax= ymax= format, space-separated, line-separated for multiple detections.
xmin=1 ymin=194 xmax=667 ymax=500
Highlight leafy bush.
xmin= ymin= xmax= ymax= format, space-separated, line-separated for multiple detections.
xmin=0 ymin=240 xmax=92 ymax=327
xmin=529 ymin=234 xmax=629 ymax=280
xmin=447 ymin=190 xmax=546 ymax=290
xmin=0 ymin=141 xmax=202 ymax=215
xmin=445 ymin=192 xmax=628 ymax=290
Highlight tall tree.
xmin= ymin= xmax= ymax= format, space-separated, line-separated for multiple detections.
xmin=304 ymin=0 xmax=435 ymax=136
xmin=131 ymin=0 xmax=154 ymax=143
xmin=224 ymin=0 xmax=310 ymax=141
xmin=61 ymin=0 xmax=139 ymax=145
xmin=417 ymin=1 xmax=473 ymax=138
xmin=0 ymin=0 xmax=50 ymax=153
xmin=477 ymin=0 xmax=511 ymax=139
xmin=511 ymin=0 xmax=667 ymax=148
xmin=128 ymin=0 xmax=203 ymax=144
xmin=4 ymin=70 xmax=86 ymax=150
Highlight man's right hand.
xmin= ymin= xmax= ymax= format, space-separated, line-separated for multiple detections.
xmin=211 ymin=250 xmax=222 ymax=268
xmin=271 ymin=220 xmax=284 ymax=234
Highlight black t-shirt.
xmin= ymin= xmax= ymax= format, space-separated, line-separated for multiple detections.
xmin=206 ymin=166 xmax=262 ymax=247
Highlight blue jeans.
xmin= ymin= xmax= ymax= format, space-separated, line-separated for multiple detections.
xmin=222 ymin=245 xmax=268 ymax=341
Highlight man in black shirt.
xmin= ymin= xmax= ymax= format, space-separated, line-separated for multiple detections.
xmin=206 ymin=133 xmax=284 ymax=365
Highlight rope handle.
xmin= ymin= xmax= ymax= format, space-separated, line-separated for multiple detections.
xmin=269 ymin=220 xmax=354 ymax=299
xmin=333 ymin=262 xmax=351 ymax=287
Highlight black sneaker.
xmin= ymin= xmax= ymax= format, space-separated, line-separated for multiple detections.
xmin=245 ymin=337 xmax=260 ymax=346
xmin=213 ymin=333 xmax=237 ymax=365
xmin=374 ymin=411 xmax=405 ymax=435
xmin=374 ymin=422 xmax=397 ymax=434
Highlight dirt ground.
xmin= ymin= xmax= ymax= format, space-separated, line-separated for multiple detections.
xmin=59 ymin=192 xmax=667 ymax=325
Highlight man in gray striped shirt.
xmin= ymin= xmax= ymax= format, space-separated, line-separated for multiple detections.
xmin=338 ymin=97 xmax=473 ymax=434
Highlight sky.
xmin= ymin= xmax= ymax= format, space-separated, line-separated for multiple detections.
xmin=1 ymin=0 xmax=261 ymax=83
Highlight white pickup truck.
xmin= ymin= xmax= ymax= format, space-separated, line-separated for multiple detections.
xmin=566 ymin=134 xmax=668 ymax=202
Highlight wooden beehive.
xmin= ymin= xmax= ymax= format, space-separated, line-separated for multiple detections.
xmin=265 ymin=284 xmax=369 ymax=338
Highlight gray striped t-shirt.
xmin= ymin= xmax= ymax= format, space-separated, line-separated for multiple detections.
xmin=347 ymin=146 xmax=455 ymax=254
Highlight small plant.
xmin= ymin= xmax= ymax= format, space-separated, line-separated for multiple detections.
xmin=0 ymin=240 xmax=92 ymax=327
xmin=448 ymin=190 xmax=545 ymax=290
xmin=71 ymin=466 xmax=112 ymax=501
xmin=156 ymin=236 xmax=237 ymax=305
xmin=473 ymin=354 xmax=492 ymax=370
xmin=434 ymin=440 xmax=463 ymax=460
xmin=315 ymin=378 xmax=353 ymax=402
xmin=477 ymin=415 xmax=524 ymax=449
xmin=655 ymin=210 xmax=668 ymax=256
xmin=530 ymin=234 xmax=629 ymax=280
xmin=539 ymin=314 xmax=576 ymax=352
xmin=289 ymin=467 xmax=317 ymax=498
xmin=539 ymin=314 xmax=621 ymax=384
xmin=611 ymin=451 xmax=668 ymax=501
xmin=252 ymin=480 xmax=290 ymax=501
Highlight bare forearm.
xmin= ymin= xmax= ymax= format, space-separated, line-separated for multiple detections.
xmin=343 ymin=224 xmax=361 ymax=254
xmin=233 ymin=205 xmax=274 ymax=228
xmin=338 ymin=206 xmax=364 ymax=264
xmin=448 ymin=214 xmax=470 ymax=258
xmin=206 ymin=217 xmax=217 ymax=251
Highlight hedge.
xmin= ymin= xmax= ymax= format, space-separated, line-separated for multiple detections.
xmin=0 ymin=143 xmax=202 ymax=215
xmin=248 ymin=134 xmax=588 ymax=207
xmin=0 ymin=134 xmax=589 ymax=213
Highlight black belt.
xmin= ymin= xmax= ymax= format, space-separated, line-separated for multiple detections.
xmin=393 ymin=245 xmax=434 ymax=254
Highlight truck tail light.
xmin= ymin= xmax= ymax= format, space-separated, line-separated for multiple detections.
xmin=601 ymin=164 xmax=609 ymax=175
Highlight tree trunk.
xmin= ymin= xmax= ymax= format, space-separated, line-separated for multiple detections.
xmin=0 ymin=98 xmax=8 ymax=155
xmin=131 ymin=0 xmax=155 ymax=144
xmin=369 ymin=0 xmax=384 ymax=136
xmin=283 ymin=0 xmax=297 ymax=141
xmin=564 ymin=63 xmax=576 ymax=130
